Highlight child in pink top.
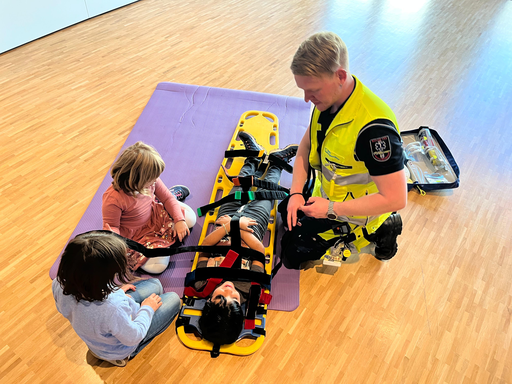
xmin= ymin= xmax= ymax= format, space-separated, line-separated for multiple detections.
xmin=102 ymin=142 xmax=196 ymax=274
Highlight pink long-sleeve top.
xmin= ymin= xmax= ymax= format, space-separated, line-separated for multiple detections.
xmin=102 ymin=178 xmax=185 ymax=246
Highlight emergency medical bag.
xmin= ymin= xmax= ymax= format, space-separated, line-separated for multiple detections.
xmin=279 ymin=217 xmax=356 ymax=269
xmin=401 ymin=126 xmax=460 ymax=194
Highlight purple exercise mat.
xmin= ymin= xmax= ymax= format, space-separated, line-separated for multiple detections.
xmin=49 ymin=82 xmax=310 ymax=311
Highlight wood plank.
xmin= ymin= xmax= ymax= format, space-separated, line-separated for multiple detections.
xmin=1 ymin=0 xmax=511 ymax=383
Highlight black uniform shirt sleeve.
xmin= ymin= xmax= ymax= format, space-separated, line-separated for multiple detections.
xmin=355 ymin=119 xmax=405 ymax=176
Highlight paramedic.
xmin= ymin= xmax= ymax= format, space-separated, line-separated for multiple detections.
xmin=285 ymin=31 xmax=407 ymax=264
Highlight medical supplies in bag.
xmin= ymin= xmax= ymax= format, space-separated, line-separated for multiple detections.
xmin=401 ymin=126 xmax=460 ymax=194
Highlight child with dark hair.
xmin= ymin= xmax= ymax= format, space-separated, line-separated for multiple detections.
xmin=194 ymin=132 xmax=297 ymax=345
xmin=52 ymin=231 xmax=181 ymax=366
xmin=199 ymin=285 xmax=246 ymax=345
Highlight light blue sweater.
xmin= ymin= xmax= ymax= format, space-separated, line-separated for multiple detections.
xmin=52 ymin=279 xmax=154 ymax=360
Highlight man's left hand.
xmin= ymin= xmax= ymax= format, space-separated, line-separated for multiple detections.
xmin=300 ymin=197 xmax=330 ymax=218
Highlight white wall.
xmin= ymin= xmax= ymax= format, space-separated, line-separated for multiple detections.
xmin=0 ymin=0 xmax=139 ymax=53
xmin=86 ymin=0 xmax=138 ymax=18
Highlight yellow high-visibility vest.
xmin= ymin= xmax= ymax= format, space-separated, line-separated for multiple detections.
xmin=309 ymin=76 xmax=400 ymax=250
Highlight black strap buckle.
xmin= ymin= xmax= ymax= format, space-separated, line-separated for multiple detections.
xmin=332 ymin=222 xmax=351 ymax=236
xmin=210 ymin=344 xmax=221 ymax=358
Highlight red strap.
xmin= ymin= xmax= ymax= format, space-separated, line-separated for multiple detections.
xmin=244 ymin=319 xmax=256 ymax=330
xmin=249 ymin=282 xmax=272 ymax=305
xmin=259 ymin=292 xmax=272 ymax=305
xmin=220 ymin=250 xmax=238 ymax=268
xmin=184 ymin=278 xmax=222 ymax=298
xmin=184 ymin=250 xmax=240 ymax=298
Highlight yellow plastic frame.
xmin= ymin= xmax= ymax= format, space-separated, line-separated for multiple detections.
xmin=177 ymin=110 xmax=280 ymax=356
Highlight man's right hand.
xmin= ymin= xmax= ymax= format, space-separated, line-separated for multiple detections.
xmin=287 ymin=194 xmax=305 ymax=229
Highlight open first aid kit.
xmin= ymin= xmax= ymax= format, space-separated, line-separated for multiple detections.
xmin=401 ymin=126 xmax=460 ymax=194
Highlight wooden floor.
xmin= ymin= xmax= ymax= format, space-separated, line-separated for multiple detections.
xmin=1 ymin=0 xmax=512 ymax=382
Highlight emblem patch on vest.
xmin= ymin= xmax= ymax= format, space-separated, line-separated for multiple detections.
xmin=370 ymin=136 xmax=391 ymax=162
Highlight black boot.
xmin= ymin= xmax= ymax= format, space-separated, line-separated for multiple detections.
xmin=239 ymin=131 xmax=265 ymax=152
xmin=268 ymin=144 xmax=298 ymax=165
xmin=374 ymin=213 xmax=403 ymax=261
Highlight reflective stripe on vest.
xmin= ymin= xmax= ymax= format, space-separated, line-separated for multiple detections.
xmin=320 ymin=163 xmax=373 ymax=187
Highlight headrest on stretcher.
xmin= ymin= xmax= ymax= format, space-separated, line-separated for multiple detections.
xmin=176 ymin=296 xmax=267 ymax=357
xmin=180 ymin=248 xmax=272 ymax=358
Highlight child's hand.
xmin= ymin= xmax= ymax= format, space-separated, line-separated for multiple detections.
xmin=174 ymin=220 xmax=190 ymax=242
xmin=215 ymin=215 xmax=231 ymax=226
xmin=141 ymin=293 xmax=162 ymax=312
xmin=240 ymin=216 xmax=257 ymax=233
xmin=121 ymin=284 xmax=136 ymax=293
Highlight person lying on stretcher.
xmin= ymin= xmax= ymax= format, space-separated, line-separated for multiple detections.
xmin=193 ymin=132 xmax=298 ymax=346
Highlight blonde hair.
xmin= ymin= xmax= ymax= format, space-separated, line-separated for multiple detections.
xmin=290 ymin=31 xmax=349 ymax=77
xmin=111 ymin=141 xmax=165 ymax=196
